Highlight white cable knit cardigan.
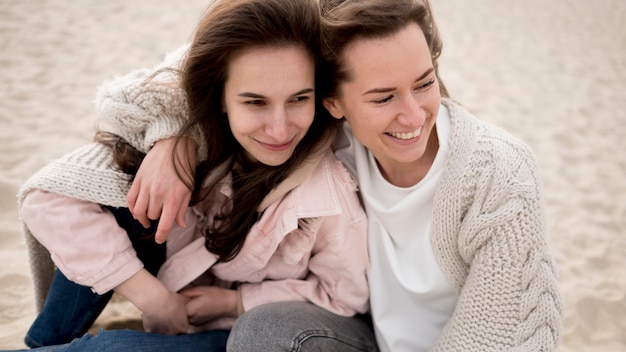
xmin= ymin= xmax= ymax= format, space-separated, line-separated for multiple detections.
xmin=19 ymin=45 xmax=563 ymax=351
xmin=429 ymin=101 xmax=564 ymax=351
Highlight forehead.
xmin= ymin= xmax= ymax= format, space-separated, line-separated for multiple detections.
xmin=225 ymin=45 xmax=315 ymax=91
xmin=340 ymin=23 xmax=432 ymax=84
xmin=229 ymin=45 xmax=314 ymax=72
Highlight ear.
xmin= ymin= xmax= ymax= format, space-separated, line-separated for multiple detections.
xmin=323 ymin=96 xmax=344 ymax=120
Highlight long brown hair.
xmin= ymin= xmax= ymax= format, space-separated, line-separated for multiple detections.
xmin=319 ymin=0 xmax=449 ymax=98
xmin=98 ymin=0 xmax=337 ymax=262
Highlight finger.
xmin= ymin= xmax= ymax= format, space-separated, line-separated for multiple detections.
xmin=155 ymin=205 xmax=176 ymax=244
xmin=146 ymin=194 xmax=163 ymax=221
xmin=179 ymin=286 xmax=205 ymax=298
xmin=185 ymin=298 xmax=202 ymax=324
xmin=175 ymin=195 xmax=191 ymax=229
xmin=126 ymin=180 xmax=140 ymax=211
xmin=132 ymin=188 xmax=152 ymax=229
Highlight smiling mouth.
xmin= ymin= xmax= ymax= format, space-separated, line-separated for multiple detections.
xmin=386 ymin=127 xmax=422 ymax=140
xmin=258 ymin=139 xmax=293 ymax=151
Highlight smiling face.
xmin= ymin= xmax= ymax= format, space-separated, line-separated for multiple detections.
xmin=223 ymin=45 xmax=316 ymax=166
xmin=323 ymin=23 xmax=441 ymax=186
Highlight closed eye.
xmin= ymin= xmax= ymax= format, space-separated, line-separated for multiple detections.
xmin=244 ymin=99 xmax=266 ymax=106
xmin=290 ymin=95 xmax=311 ymax=104
xmin=416 ymin=79 xmax=435 ymax=90
xmin=372 ymin=95 xmax=393 ymax=104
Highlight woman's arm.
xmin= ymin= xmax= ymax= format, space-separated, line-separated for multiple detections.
xmin=21 ymin=190 xmax=143 ymax=294
xmin=116 ymin=268 xmax=189 ymax=335
xmin=22 ymin=190 xmax=189 ymax=335
xmin=94 ymin=46 xmax=200 ymax=242
xmin=433 ymin=145 xmax=562 ymax=351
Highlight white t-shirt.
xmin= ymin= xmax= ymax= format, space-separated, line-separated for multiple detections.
xmin=334 ymin=104 xmax=457 ymax=352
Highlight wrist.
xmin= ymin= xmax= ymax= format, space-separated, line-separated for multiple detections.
xmin=114 ymin=269 xmax=171 ymax=313
xmin=235 ymin=287 xmax=244 ymax=317
xmin=220 ymin=288 xmax=241 ymax=318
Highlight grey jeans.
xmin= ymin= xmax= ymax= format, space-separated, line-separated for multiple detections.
xmin=227 ymin=301 xmax=379 ymax=352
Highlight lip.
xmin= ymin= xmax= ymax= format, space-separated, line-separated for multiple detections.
xmin=257 ymin=138 xmax=294 ymax=151
xmin=385 ymin=127 xmax=423 ymax=144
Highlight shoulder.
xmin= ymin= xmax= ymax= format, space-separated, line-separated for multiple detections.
xmin=289 ymin=151 xmax=362 ymax=218
xmin=444 ymin=98 xmax=540 ymax=178
xmin=313 ymin=151 xmax=359 ymax=193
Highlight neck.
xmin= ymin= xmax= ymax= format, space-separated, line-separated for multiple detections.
xmin=379 ymin=127 xmax=439 ymax=187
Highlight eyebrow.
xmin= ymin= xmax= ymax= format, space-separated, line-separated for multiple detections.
xmin=362 ymin=68 xmax=434 ymax=96
xmin=238 ymin=88 xmax=314 ymax=99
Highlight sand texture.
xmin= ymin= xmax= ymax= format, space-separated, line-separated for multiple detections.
xmin=1 ymin=0 xmax=624 ymax=350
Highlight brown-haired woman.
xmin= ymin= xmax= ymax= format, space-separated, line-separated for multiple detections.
xmin=14 ymin=0 xmax=372 ymax=351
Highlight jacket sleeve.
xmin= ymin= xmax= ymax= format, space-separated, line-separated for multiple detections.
xmin=432 ymin=138 xmax=563 ymax=351
xmin=94 ymin=44 xmax=207 ymax=160
xmin=20 ymin=190 xmax=143 ymax=295
xmin=238 ymin=166 xmax=370 ymax=317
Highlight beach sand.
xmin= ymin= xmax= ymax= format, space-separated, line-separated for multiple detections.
xmin=1 ymin=0 xmax=624 ymax=350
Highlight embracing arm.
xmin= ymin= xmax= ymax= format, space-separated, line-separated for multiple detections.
xmin=95 ymin=45 xmax=201 ymax=241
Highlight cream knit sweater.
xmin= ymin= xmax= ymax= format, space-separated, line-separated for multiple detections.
xmin=389 ymin=101 xmax=561 ymax=351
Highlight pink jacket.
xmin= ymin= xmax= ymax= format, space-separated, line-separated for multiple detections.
xmin=21 ymin=151 xmax=370 ymax=329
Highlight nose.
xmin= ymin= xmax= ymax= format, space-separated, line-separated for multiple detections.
xmin=265 ymin=107 xmax=289 ymax=141
xmin=397 ymin=95 xmax=426 ymax=127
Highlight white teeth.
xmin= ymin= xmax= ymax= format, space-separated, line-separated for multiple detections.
xmin=388 ymin=128 xmax=421 ymax=140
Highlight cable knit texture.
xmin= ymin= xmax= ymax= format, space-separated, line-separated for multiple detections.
xmin=427 ymin=100 xmax=563 ymax=351
xmin=94 ymin=44 xmax=207 ymax=160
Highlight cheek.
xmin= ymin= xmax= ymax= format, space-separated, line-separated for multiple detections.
xmin=294 ymin=104 xmax=316 ymax=130
xmin=429 ymin=82 xmax=442 ymax=107
xmin=343 ymin=104 xmax=376 ymax=130
xmin=227 ymin=110 xmax=255 ymax=137
xmin=305 ymin=105 xmax=315 ymax=126
xmin=427 ymin=90 xmax=441 ymax=118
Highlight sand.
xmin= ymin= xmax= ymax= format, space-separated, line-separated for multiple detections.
xmin=1 ymin=0 xmax=624 ymax=351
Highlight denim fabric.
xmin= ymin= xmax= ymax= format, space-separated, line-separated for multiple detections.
xmin=24 ymin=270 xmax=113 ymax=348
xmin=13 ymin=329 xmax=228 ymax=352
xmin=227 ymin=301 xmax=379 ymax=352
xmin=24 ymin=207 xmax=164 ymax=348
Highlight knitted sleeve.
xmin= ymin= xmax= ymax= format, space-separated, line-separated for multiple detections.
xmin=94 ymin=44 xmax=207 ymax=160
xmin=432 ymin=107 xmax=562 ymax=351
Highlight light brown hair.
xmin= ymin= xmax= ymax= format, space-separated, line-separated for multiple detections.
xmin=319 ymin=0 xmax=449 ymax=98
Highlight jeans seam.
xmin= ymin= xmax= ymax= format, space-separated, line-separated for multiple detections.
xmin=292 ymin=329 xmax=375 ymax=352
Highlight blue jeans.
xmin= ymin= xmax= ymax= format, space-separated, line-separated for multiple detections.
xmin=11 ymin=329 xmax=228 ymax=352
xmin=24 ymin=207 xmax=166 ymax=348
xmin=227 ymin=301 xmax=379 ymax=351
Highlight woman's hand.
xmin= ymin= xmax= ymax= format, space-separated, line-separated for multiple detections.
xmin=180 ymin=286 xmax=239 ymax=326
xmin=141 ymin=290 xmax=189 ymax=335
xmin=127 ymin=137 xmax=197 ymax=243
xmin=115 ymin=269 xmax=189 ymax=335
